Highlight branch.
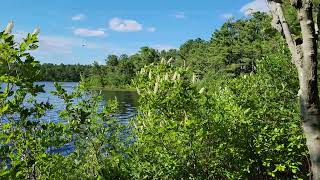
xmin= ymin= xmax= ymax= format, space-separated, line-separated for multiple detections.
xmin=266 ymin=0 xmax=302 ymax=66
xmin=297 ymin=0 xmax=317 ymax=64
xmin=316 ymin=4 xmax=320 ymax=39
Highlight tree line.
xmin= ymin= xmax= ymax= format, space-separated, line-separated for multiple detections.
xmin=38 ymin=63 xmax=91 ymax=82
xmin=84 ymin=12 xmax=274 ymax=88
xmin=36 ymin=12 xmax=273 ymax=89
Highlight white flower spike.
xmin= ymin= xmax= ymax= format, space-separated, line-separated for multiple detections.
xmin=160 ymin=58 xmax=166 ymax=64
xmin=136 ymin=87 xmax=141 ymax=95
xmin=154 ymin=82 xmax=159 ymax=93
xmin=192 ymin=73 xmax=197 ymax=83
xmin=32 ymin=27 xmax=40 ymax=35
xmin=156 ymin=75 xmax=160 ymax=82
xmin=172 ymin=72 xmax=178 ymax=81
xmin=164 ymin=73 xmax=169 ymax=81
xmin=176 ymin=73 xmax=180 ymax=80
xmin=4 ymin=21 xmax=14 ymax=34
xmin=199 ymin=87 xmax=206 ymax=94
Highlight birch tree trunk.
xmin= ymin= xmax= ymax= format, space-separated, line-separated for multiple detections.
xmin=266 ymin=0 xmax=320 ymax=179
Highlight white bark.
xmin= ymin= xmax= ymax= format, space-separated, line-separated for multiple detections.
xmin=267 ymin=0 xmax=320 ymax=179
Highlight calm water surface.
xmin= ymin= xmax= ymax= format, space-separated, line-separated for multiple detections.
xmin=36 ymin=82 xmax=138 ymax=123
xmin=1 ymin=82 xmax=137 ymax=154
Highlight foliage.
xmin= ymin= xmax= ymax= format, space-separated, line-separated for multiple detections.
xmin=0 ymin=27 xmax=54 ymax=179
xmin=39 ymin=83 xmax=125 ymax=179
xmin=129 ymin=61 xmax=215 ymax=179
xmin=207 ymin=12 xmax=278 ymax=76
xmin=0 ymin=28 xmax=125 ymax=179
xmin=128 ymin=52 xmax=308 ymax=179
xmin=0 ymin=11 xmax=314 ymax=179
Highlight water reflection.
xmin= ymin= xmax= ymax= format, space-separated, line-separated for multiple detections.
xmin=37 ymin=82 xmax=138 ymax=123
xmin=1 ymin=82 xmax=138 ymax=154
xmin=99 ymin=90 xmax=138 ymax=123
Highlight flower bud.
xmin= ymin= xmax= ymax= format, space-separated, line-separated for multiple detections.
xmin=32 ymin=27 xmax=40 ymax=35
xmin=160 ymin=58 xmax=166 ymax=64
xmin=164 ymin=73 xmax=169 ymax=81
xmin=172 ymin=72 xmax=178 ymax=81
xmin=154 ymin=82 xmax=159 ymax=93
xmin=176 ymin=73 xmax=180 ymax=81
xmin=136 ymin=87 xmax=141 ymax=95
xmin=4 ymin=21 xmax=14 ymax=34
xmin=148 ymin=70 xmax=152 ymax=80
xmin=199 ymin=87 xmax=206 ymax=94
xmin=140 ymin=68 xmax=145 ymax=75
xmin=192 ymin=73 xmax=197 ymax=83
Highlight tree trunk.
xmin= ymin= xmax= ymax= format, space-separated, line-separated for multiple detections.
xmin=298 ymin=2 xmax=320 ymax=179
xmin=267 ymin=0 xmax=320 ymax=179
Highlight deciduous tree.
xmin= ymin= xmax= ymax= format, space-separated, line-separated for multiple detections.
xmin=267 ymin=0 xmax=320 ymax=178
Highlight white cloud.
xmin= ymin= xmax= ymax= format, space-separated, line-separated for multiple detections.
xmin=23 ymin=35 xmax=106 ymax=56
xmin=221 ymin=13 xmax=233 ymax=19
xmin=37 ymin=36 xmax=85 ymax=55
xmin=73 ymin=28 xmax=106 ymax=37
xmin=71 ymin=14 xmax=86 ymax=21
xmin=36 ymin=36 xmax=135 ymax=64
xmin=146 ymin=27 xmax=156 ymax=32
xmin=12 ymin=30 xmax=134 ymax=64
xmin=152 ymin=44 xmax=176 ymax=51
xmin=109 ymin=17 xmax=143 ymax=32
xmin=240 ymin=0 xmax=269 ymax=15
xmin=175 ymin=12 xmax=186 ymax=19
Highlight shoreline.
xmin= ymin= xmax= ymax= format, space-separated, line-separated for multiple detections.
xmin=88 ymin=86 xmax=136 ymax=92
xmin=36 ymin=82 xmax=136 ymax=92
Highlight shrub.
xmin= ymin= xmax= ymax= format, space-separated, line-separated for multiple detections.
xmin=129 ymin=54 xmax=308 ymax=179
xmin=0 ymin=24 xmax=125 ymax=179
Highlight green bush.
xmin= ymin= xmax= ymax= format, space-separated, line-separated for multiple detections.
xmin=128 ymin=53 xmax=308 ymax=179
xmin=0 ymin=25 xmax=126 ymax=179
xmin=0 ymin=21 xmax=310 ymax=179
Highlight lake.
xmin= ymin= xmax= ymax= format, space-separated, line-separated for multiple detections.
xmin=35 ymin=82 xmax=138 ymax=123
xmin=1 ymin=82 xmax=138 ymax=154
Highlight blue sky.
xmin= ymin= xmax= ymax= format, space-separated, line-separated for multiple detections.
xmin=0 ymin=0 xmax=268 ymax=64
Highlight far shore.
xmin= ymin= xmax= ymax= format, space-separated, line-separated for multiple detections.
xmin=36 ymin=82 xmax=137 ymax=92
xmin=89 ymin=86 xmax=136 ymax=92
